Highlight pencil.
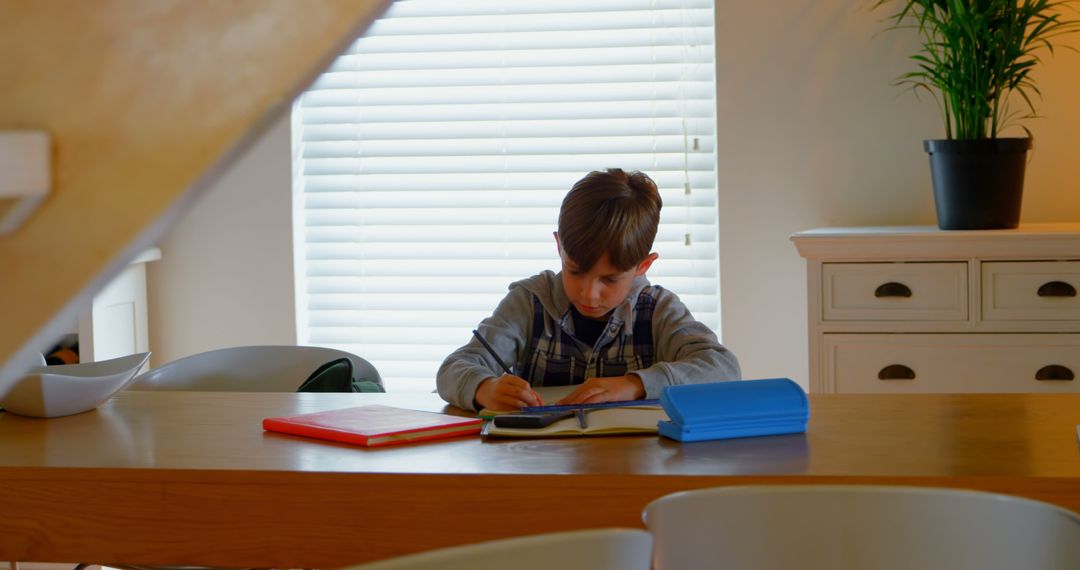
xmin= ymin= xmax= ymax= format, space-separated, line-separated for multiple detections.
xmin=576 ymin=408 xmax=588 ymax=429
xmin=471 ymin=329 xmax=513 ymax=375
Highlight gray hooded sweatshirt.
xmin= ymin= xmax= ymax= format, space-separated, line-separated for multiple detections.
xmin=437 ymin=270 xmax=740 ymax=411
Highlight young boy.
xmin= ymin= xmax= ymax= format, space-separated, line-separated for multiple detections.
xmin=436 ymin=168 xmax=740 ymax=411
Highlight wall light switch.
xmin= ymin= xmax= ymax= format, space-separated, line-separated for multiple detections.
xmin=0 ymin=130 xmax=52 ymax=235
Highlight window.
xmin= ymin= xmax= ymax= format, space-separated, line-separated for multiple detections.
xmin=293 ymin=0 xmax=718 ymax=392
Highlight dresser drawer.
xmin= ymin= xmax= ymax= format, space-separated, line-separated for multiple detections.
xmin=822 ymin=262 xmax=968 ymax=321
xmin=824 ymin=333 xmax=1080 ymax=393
xmin=982 ymin=261 xmax=1080 ymax=321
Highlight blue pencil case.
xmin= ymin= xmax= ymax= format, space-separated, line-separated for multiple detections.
xmin=658 ymin=378 xmax=809 ymax=442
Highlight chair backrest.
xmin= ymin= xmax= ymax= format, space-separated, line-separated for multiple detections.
xmin=339 ymin=528 xmax=652 ymax=570
xmin=644 ymin=485 xmax=1080 ymax=570
xmin=127 ymin=345 xmax=383 ymax=392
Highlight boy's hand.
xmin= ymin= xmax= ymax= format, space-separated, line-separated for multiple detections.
xmin=556 ymin=375 xmax=646 ymax=405
xmin=475 ymin=374 xmax=543 ymax=411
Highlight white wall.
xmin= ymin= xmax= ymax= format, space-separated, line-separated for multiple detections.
xmin=148 ymin=0 xmax=1080 ymax=385
xmin=715 ymin=1 xmax=1080 ymax=384
xmin=146 ymin=115 xmax=297 ymax=367
xmin=715 ymin=2 xmax=939 ymax=383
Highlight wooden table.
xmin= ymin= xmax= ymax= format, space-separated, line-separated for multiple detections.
xmin=2 ymin=391 xmax=1080 ymax=568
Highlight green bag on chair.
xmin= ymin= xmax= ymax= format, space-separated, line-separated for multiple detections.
xmin=296 ymin=357 xmax=384 ymax=393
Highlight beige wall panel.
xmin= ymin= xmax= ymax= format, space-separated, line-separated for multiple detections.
xmin=0 ymin=0 xmax=389 ymax=393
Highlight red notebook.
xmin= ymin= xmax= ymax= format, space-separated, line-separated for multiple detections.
xmin=262 ymin=405 xmax=483 ymax=447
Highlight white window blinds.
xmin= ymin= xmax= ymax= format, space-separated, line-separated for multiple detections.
xmin=292 ymin=0 xmax=719 ymax=392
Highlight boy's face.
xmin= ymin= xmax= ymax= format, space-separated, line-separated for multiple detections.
xmin=556 ymin=234 xmax=657 ymax=321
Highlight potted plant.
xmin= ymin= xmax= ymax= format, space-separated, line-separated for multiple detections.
xmin=875 ymin=0 xmax=1079 ymax=230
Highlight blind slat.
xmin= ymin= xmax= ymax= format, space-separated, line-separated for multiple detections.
xmin=300 ymin=134 xmax=715 ymax=155
xmin=303 ymin=187 xmax=717 ymax=208
xmin=350 ymin=27 xmax=714 ymax=54
xmin=367 ymin=9 xmax=713 ymax=36
xmin=300 ymin=170 xmax=717 ymax=192
xmin=309 ymin=64 xmax=713 ymax=90
xmin=300 ymin=100 xmax=716 ymax=125
xmin=328 ymin=46 xmax=714 ymax=73
xmin=302 ymin=82 xmax=716 ymax=107
xmin=381 ymin=0 xmax=714 ymax=19
xmin=301 ymin=154 xmax=717 ymax=176
xmin=300 ymin=117 xmax=717 ymax=141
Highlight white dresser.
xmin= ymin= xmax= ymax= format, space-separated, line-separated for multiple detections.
xmin=790 ymin=225 xmax=1080 ymax=394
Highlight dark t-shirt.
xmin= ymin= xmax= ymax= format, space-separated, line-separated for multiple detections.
xmin=571 ymin=306 xmax=608 ymax=348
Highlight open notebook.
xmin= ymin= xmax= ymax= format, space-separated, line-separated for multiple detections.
xmin=479 ymin=385 xmax=667 ymax=438
xmin=483 ymin=404 xmax=667 ymax=438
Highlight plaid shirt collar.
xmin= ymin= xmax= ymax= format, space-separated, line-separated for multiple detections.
xmin=546 ymin=272 xmax=652 ymax=337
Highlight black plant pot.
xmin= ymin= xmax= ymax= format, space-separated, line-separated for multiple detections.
xmin=923 ymin=138 xmax=1031 ymax=230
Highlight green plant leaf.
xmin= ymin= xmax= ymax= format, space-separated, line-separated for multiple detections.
xmin=874 ymin=0 xmax=1080 ymax=139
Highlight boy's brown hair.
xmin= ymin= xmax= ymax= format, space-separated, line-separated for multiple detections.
xmin=557 ymin=168 xmax=662 ymax=272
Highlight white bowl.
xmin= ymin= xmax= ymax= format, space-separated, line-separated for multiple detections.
xmin=0 ymin=352 xmax=150 ymax=418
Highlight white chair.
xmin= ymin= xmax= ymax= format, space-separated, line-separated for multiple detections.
xmin=127 ymin=345 xmax=382 ymax=392
xmin=339 ymin=528 xmax=652 ymax=570
xmin=643 ymin=485 xmax=1080 ymax=570
xmin=86 ymin=346 xmax=382 ymax=570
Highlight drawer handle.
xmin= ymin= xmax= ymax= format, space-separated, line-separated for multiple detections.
xmin=1036 ymin=365 xmax=1075 ymax=381
xmin=878 ymin=364 xmax=916 ymax=380
xmin=1037 ymin=281 xmax=1077 ymax=297
xmin=874 ymin=282 xmax=912 ymax=298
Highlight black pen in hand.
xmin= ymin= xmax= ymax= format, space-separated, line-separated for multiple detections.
xmin=472 ymin=329 xmax=541 ymax=407
xmin=471 ymin=329 xmax=513 ymax=375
